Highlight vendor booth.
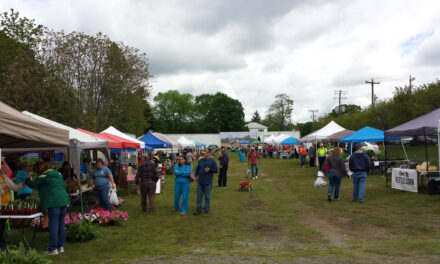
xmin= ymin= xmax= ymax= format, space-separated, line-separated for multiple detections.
xmin=385 ymin=108 xmax=440 ymax=193
xmin=152 ymin=132 xmax=181 ymax=149
xmin=299 ymin=121 xmax=345 ymax=143
xmin=102 ymin=126 xmax=146 ymax=149
xmin=280 ymin=137 xmax=298 ymax=145
xmin=0 ymin=102 xmax=70 ymax=249
xmin=264 ymin=135 xmax=276 ymax=144
xmin=139 ymin=132 xmax=172 ymax=149
xmin=177 ymin=137 xmax=196 ymax=148
xmin=0 ymin=102 xmax=69 ymax=148
xmin=322 ymin=130 xmax=354 ymax=143
xmin=339 ymin=126 xmax=399 ymax=143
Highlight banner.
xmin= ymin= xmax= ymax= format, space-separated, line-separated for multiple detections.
xmin=391 ymin=168 xmax=418 ymax=193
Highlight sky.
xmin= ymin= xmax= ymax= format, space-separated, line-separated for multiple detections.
xmin=2 ymin=0 xmax=440 ymax=123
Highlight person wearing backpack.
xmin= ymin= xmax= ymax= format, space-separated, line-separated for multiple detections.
xmin=299 ymin=144 xmax=308 ymax=167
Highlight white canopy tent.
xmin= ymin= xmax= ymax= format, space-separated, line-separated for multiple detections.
xmin=264 ymin=135 xmax=276 ymax=144
xmin=22 ymin=111 xmax=110 ymax=183
xmin=273 ymin=134 xmax=290 ymax=144
xmin=299 ymin=121 xmax=346 ymax=142
xmin=178 ymin=136 xmax=196 ymax=148
xmin=102 ymin=126 xmax=145 ymax=149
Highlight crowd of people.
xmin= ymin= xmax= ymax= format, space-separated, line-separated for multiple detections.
xmin=0 ymin=140 xmax=372 ymax=256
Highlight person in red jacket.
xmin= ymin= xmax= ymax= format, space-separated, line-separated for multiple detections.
xmin=248 ymin=148 xmax=259 ymax=179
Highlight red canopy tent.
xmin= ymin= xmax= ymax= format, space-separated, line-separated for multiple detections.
xmin=77 ymin=129 xmax=140 ymax=149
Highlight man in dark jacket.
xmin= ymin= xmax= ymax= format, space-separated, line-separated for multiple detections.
xmin=349 ymin=143 xmax=371 ymax=203
xmin=194 ymin=151 xmax=218 ymax=215
xmin=308 ymin=143 xmax=316 ymax=167
xmin=218 ymin=148 xmax=229 ymax=188
xmin=136 ymin=154 xmax=158 ymax=214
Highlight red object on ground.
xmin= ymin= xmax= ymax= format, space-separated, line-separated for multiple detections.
xmin=240 ymin=181 xmax=251 ymax=187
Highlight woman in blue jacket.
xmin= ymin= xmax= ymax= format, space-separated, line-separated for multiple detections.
xmin=174 ymin=156 xmax=191 ymax=215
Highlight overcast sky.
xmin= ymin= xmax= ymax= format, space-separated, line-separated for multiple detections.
xmin=2 ymin=0 xmax=440 ymax=123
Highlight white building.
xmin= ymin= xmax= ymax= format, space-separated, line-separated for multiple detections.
xmin=245 ymin=122 xmax=300 ymax=141
xmin=245 ymin=122 xmax=268 ymax=134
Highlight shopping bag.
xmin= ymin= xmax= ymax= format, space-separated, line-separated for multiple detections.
xmin=246 ymin=166 xmax=251 ymax=174
xmin=314 ymin=177 xmax=327 ymax=188
xmin=109 ymin=188 xmax=119 ymax=206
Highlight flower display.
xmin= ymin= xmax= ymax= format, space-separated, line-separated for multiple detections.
xmin=89 ymin=208 xmax=128 ymax=225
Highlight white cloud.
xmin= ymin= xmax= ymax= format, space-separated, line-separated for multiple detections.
xmin=3 ymin=0 xmax=440 ymax=124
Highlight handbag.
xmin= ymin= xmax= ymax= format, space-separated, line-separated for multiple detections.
xmin=323 ymin=158 xmax=330 ymax=173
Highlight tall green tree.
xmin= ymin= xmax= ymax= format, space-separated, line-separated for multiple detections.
xmin=194 ymin=92 xmax=245 ymax=133
xmin=264 ymin=93 xmax=294 ymax=131
xmin=153 ymin=90 xmax=194 ymax=133
xmin=251 ymin=110 xmax=261 ymax=123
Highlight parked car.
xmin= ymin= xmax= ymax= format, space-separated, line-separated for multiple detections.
xmin=362 ymin=142 xmax=380 ymax=155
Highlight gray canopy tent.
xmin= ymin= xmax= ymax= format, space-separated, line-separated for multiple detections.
xmin=0 ymin=101 xmax=69 ymax=148
xmin=385 ymin=108 xmax=440 ymax=191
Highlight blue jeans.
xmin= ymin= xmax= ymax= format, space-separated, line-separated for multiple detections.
xmin=250 ymin=164 xmax=258 ymax=178
xmin=48 ymin=206 xmax=67 ymax=251
xmin=174 ymin=181 xmax=190 ymax=213
xmin=300 ymin=156 xmax=306 ymax=166
xmin=196 ymin=183 xmax=212 ymax=211
xmin=327 ymin=172 xmax=342 ymax=199
xmin=95 ymin=186 xmax=110 ymax=211
xmin=353 ymin=172 xmax=367 ymax=202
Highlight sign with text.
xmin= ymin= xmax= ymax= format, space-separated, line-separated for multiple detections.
xmin=391 ymin=168 xmax=418 ymax=193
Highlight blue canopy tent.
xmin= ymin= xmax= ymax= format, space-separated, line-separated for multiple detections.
xmin=138 ymin=132 xmax=172 ymax=149
xmin=280 ymin=137 xmax=298 ymax=145
xmin=195 ymin=142 xmax=205 ymax=147
xmin=240 ymin=140 xmax=250 ymax=144
xmin=339 ymin=126 xmax=400 ymax=143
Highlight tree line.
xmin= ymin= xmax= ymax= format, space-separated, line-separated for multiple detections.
xmin=0 ymin=10 xmax=251 ymax=136
xmin=0 ymin=9 xmax=152 ymax=136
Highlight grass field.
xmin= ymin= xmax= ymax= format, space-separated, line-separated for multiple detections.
xmin=7 ymin=152 xmax=440 ymax=263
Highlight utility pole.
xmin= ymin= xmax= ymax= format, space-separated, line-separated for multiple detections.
xmin=365 ymin=79 xmax=380 ymax=106
xmin=309 ymin=109 xmax=318 ymax=123
xmin=409 ymin=75 xmax=415 ymax=90
xmin=333 ymin=90 xmax=347 ymax=117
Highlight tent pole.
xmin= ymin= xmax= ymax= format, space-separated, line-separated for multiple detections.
xmin=401 ymin=140 xmax=409 ymax=161
xmin=67 ymin=148 xmax=73 ymax=222
xmin=424 ymin=134 xmax=429 ymax=193
xmin=438 ymin=126 xmax=440 ymax=172
xmin=385 ymin=139 xmax=388 ymax=188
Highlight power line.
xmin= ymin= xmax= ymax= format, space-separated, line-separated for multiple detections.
xmin=333 ymin=90 xmax=347 ymax=117
xmin=308 ymin=109 xmax=318 ymax=123
xmin=365 ymin=79 xmax=380 ymax=106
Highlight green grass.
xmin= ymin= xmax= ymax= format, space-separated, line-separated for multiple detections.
xmin=7 ymin=151 xmax=440 ymax=263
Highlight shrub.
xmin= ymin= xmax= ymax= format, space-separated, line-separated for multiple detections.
xmin=364 ymin=150 xmax=376 ymax=157
xmin=66 ymin=221 xmax=99 ymax=242
xmin=0 ymin=242 xmax=51 ymax=264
